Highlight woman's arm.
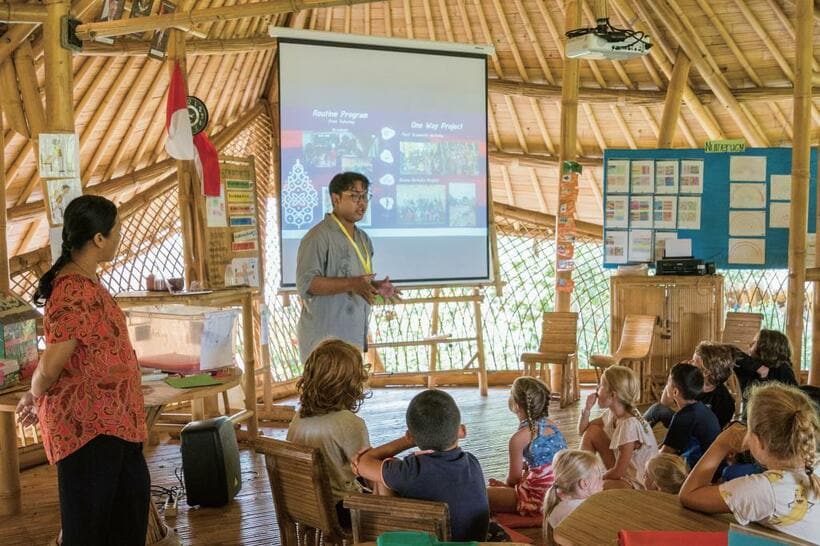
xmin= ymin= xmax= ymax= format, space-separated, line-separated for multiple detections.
xmin=679 ymin=422 xmax=745 ymax=512
xmin=502 ymin=428 xmax=531 ymax=487
xmin=16 ymin=339 xmax=77 ymax=427
xmin=603 ymin=441 xmax=636 ymax=480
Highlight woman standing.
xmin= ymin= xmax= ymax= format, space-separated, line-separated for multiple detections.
xmin=16 ymin=195 xmax=149 ymax=546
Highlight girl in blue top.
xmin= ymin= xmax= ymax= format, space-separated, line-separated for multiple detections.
xmin=488 ymin=377 xmax=568 ymax=515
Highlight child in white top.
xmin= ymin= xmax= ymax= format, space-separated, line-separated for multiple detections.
xmin=542 ymin=449 xmax=605 ymax=545
xmin=680 ymin=383 xmax=819 ymax=543
xmin=578 ymin=365 xmax=658 ymax=489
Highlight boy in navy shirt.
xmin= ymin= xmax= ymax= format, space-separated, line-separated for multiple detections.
xmin=353 ymin=390 xmax=489 ymax=541
xmin=659 ymin=363 xmax=721 ymax=469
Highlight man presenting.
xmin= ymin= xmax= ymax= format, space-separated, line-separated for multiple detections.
xmin=296 ymin=172 xmax=397 ymax=362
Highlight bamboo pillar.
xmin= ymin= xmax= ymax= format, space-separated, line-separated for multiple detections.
xmin=813 ymin=138 xmax=820 ymax=385
xmin=43 ymin=0 xmax=74 ymax=131
xmin=427 ymin=288 xmax=441 ymax=389
xmin=242 ymin=293 xmax=259 ymax=438
xmin=657 ymin=50 xmax=691 ymax=148
xmin=786 ymin=0 xmax=812 ymax=376
xmin=1 ymin=108 xmax=9 ymax=291
xmin=554 ymin=0 xmax=581 ymax=312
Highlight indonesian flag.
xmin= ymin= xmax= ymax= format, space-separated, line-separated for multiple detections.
xmin=193 ymin=132 xmax=221 ymax=197
xmin=165 ymin=62 xmax=195 ymax=160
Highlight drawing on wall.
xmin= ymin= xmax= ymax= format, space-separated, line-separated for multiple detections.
xmin=46 ymin=178 xmax=83 ymax=226
xmin=604 ymin=230 xmax=628 ymax=264
xmin=728 ymin=238 xmax=766 ymax=265
xmin=630 ymin=160 xmax=654 ymax=194
xmin=653 ymin=195 xmax=677 ymax=230
xmin=627 ymin=230 xmax=653 ymax=263
xmin=605 ymin=195 xmax=628 ymax=228
xmin=729 ymin=183 xmax=766 ymax=209
xmin=677 ymin=196 xmax=701 ymax=230
xmin=680 ymin=160 xmax=704 ymax=194
xmin=729 ymin=211 xmax=766 ymax=237
xmin=629 ymin=195 xmax=653 ymax=228
xmin=770 ymin=174 xmax=791 ymax=201
xmin=606 ymin=159 xmax=629 ymax=193
xmin=38 ymin=133 xmax=80 ymax=178
xmin=729 ymin=155 xmax=767 ymax=182
xmin=769 ymin=202 xmax=790 ymax=229
xmin=654 ymin=160 xmax=679 ymax=194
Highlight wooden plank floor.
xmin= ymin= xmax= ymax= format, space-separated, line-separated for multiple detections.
xmin=0 ymin=386 xmax=587 ymax=545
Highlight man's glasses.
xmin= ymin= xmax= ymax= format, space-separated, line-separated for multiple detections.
xmin=344 ymin=191 xmax=372 ymax=203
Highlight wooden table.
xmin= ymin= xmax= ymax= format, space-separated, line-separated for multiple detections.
xmin=553 ymin=490 xmax=731 ymax=546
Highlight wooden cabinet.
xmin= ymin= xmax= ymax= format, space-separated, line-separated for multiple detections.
xmin=610 ymin=275 xmax=723 ymax=382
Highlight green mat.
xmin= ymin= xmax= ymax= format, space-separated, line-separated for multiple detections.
xmin=165 ymin=374 xmax=223 ymax=389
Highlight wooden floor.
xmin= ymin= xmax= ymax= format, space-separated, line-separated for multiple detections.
xmin=0 ymin=386 xmax=588 ymax=545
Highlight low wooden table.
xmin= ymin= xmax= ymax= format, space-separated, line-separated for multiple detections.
xmin=553 ymin=490 xmax=731 ymax=546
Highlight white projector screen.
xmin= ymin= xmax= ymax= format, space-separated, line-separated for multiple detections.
xmin=278 ymin=39 xmax=489 ymax=287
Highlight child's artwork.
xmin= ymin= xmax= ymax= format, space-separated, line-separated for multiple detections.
xmin=678 ymin=196 xmax=701 ymax=230
xmin=730 ymin=183 xmax=766 ymax=209
xmin=605 ymin=231 xmax=628 ymax=264
xmin=729 ymin=211 xmax=766 ymax=237
xmin=653 ymin=196 xmax=677 ymax=230
xmin=628 ymin=230 xmax=653 ymax=263
xmin=46 ymin=178 xmax=82 ymax=226
xmin=629 ymin=196 xmax=653 ymax=229
xmin=680 ymin=160 xmax=704 ymax=194
xmin=38 ymin=133 xmax=80 ymax=178
xmin=606 ymin=159 xmax=629 ymax=193
xmin=728 ymin=238 xmax=766 ymax=265
xmin=630 ymin=160 xmax=654 ymax=194
xmin=605 ymin=195 xmax=628 ymax=228
xmin=769 ymin=202 xmax=790 ymax=229
xmin=729 ymin=155 xmax=767 ymax=182
xmin=654 ymin=160 xmax=679 ymax=194
xmin=769 ymin=175 xmax=791 ymax=201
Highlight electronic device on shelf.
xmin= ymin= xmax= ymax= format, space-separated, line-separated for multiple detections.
xmin=656 ymin=257 xmax=716 ymax=276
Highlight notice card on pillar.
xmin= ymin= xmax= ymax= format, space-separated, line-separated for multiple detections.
xmin=38 ymin=133 xmax=80 ymax=179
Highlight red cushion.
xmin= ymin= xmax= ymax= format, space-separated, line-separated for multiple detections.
xmin=494 ymin=512 xmax=542 ymax=529
xmin=618 ymin=530 xmax=727 ymax=546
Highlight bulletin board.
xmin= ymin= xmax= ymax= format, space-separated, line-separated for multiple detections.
xmin=602 ymin=147 xmax=818 ymax=269
xmin=200 ymin=156 xmax=264 ymax=289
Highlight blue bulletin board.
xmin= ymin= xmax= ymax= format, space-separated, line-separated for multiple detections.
xmin=602 ymin=148 xmax=818 ymax=269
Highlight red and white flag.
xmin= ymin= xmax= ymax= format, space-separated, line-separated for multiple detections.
xmin=193 ymin=132 xmax=221 ymax=197
xmin=165 ymin=62 xmax=195 ymax=160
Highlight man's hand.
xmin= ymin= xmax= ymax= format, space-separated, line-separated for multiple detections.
xmin=348 ymin=274 xmax=377 ymax=303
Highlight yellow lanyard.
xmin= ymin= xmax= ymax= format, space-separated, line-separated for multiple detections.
xmin=330 ymin=213 xmax=372 ymax=274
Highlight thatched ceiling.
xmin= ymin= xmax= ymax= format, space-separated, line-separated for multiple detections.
xmin=2 ymin=0 xmax=820 ymax=260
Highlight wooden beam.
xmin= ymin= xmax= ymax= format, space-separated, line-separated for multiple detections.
xmin=43 ymin=0 xmax=73 ymax=132
xmin=658 ymin=50 xmax=690 ymax=148
xmin=12 ymin=42 xmax=45 ymax=137
xmin=0 ymin=2 xmax=47 ymax=23
xmin=494 ymin=202 xmax=602 ymax=239
xmin=490 ymin=149 xmax=601 ymax=168
xmin=787 ymin=0 xmax=812 ymax=375
xmin=0 ymin=60 xmax=28 ymax=137
xmin=75 ymin=0 xmax=385 ymax=40
xmin=0 ymin=104 xmax=9 ymax=291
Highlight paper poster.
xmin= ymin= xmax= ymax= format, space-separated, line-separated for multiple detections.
xmin=49 ymin=227 xmax=63 ymax=264
xmin=653 ymin=195 xmax=677 ymax=230
xmin=95 ymin=0 xmax=125 ymax=44
xmin=226 ymin=190 xmax=253 ymax=203
xmin=606 ymin=159 xmax=629 ymax=193
xmin=729 ymin=211 xmax=766 ymax=236
xmin=628 ymin=230 xmax=653 ymax=263
xmin=808 ymin=233 xmax=817 ymax=263
xmin=629 ymin=196 xmax=653 ymax=228
xmin=605 ymin=195 xmax=628 ymax=228
xmin=729 ymin=155 xmax=766 ymax=182
xmin=680 ymin=160 xmax=704 ymax=194
xmin=630 ymin=160 xmax=654 ymax=194
xmin=147 ymin=0 xmax=175 ymax=60
xmin=205 ymin=186 xmax=228 ymax=228
xmin=46 ymin=178 xmax=82 ymax=226
xmin=730 ymin=183 xmax=766 ymax=209
xmin=728 ymin=238 xmax=766 ymax=265
xmin=770 ymin=175 xmax=791 ymax=201
xmin=225 ymin=257 xmax=259 ymax=288
xmin=38 ymin=133 xmax=80 ymax=178
xmin=769 ymin=202 xmax=790 ymax=228
xmin=231 ymin=228 xmax=258 ymax=252
xmin=678 ymin=196 xmax=701 ymax=230
xmin=654 ymin=232 xmax=678 ymax=261
xmin=655 ymin=160 xmax=679 ymax=194
xmin=226 ymin=179 xmax=253 ymax=191
xmin=605 ymin=230 xmax=628 ymax=264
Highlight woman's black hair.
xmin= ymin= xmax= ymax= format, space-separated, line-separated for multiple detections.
xmin=33 ymin=195 xmax=118 ymax=306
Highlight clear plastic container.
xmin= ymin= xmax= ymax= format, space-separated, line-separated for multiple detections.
xmin=126 ymin=305 xmax=238 ymax=374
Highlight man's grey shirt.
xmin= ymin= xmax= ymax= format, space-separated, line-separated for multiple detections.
xmin=296 ymin=214 xmax=374 ymax=362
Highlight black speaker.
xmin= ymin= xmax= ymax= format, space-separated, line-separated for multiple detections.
xmin=181 ymin=416 xmax=242 ymax=507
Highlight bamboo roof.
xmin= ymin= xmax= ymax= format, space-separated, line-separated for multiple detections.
xmin=2 ymin=0 xmax=819 ymax=260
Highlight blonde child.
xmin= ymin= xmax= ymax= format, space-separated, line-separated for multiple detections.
xmin=542 ymin=449 xmax=605 ymax=544
xmin=487 ymin=377 xmax=568 ymax=515
xmin=644 ymin=453 xmax=688 ymax=494
xmin=680 ymin=383 xmax=819 ymax=543
xmin=286 ymin=339 xmax=371 ymax=522
xmin=578 ymin=366 xmax=658 ymax=489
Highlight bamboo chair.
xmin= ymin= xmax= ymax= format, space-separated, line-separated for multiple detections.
xmin=520 ymin=312 xmax=580 ymax=408
xmin=256 ymin=436 xmax=351 ymax=546
xmin=343 ymin=492 xmax=450 ymax=543
xmin=589 ymin=314 xmax=657 ymax=403
xmin=721 ymin=312 xmax=762 ymax=417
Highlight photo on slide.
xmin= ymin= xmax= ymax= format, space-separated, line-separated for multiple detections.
xmin=340 ymin=157 xmax=374 ymax=179
xmin=303 ymin=131 xmax=380 ymax=169
xmin=396 ymin=184 xmax=446 ymax=226
xmin=448 ymin=182 xmax=477 ymax=227
xmin=440 ymin=142 xmax=480 ymax=176
xmin=399 ymin=142 xmax=442 ymax=175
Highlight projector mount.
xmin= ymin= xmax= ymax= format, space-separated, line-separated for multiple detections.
xmin=565 ymin=17 xmax=652 ymax=54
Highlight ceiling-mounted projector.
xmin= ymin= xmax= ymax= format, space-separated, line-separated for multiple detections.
xmin=565 ymin=18 xmax=652 ymax=61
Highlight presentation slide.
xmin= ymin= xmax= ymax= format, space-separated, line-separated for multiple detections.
xmin=278 ymin=40 xmax=489 ymax=287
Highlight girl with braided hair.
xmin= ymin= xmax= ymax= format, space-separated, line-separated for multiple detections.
xmin=578 ymin=365 xmax=658 ymax=489
xmin=681 ymin=383 xmax=819 ymax=542
xmin=487 ymin=376 xmax=567 ymax=515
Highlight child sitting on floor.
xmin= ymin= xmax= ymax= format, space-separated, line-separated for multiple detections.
xmin=487 ymin=377 xmax=567 ymax=516
xmin=680 ymin=383 xmax=819 ymax=543
xmin=542 ymin=449 xmax=605 ymax=544
xmin=286 ymin=339 xmax=371 ymax=524
xmin=578 ymin=365 xmax=658 ymax=489
xmin=644 ymin=453 xmax=688 ymax=494
xmin=658 ymin=363 xmax=721 ymax=468
xmin=353 ymin=389 xmax=489 ymax=542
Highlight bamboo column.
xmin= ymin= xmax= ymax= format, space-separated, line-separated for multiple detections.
xmin=786 ymin=0 xmax=812 ymax=376
xmin=43 ymin=0 xmax=74 ymax=131
xmin=657 ymin=50 xmax=691 ymax=148
xmin=554 ymin=0 xmax=581 ymax=313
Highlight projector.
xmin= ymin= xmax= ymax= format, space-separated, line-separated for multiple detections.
xmin=566 ymin=32 xmax=652 ymax=61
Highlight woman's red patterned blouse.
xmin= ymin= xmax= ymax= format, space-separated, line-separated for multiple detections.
xmin=37 ymin=275 xmax=146 ymax=464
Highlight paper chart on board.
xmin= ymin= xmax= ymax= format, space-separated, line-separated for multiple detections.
xmin=769 ymin=202 xmax=790 ymax=229
xmin=654 ymin=160 xmax=679 ymax=194
xmin=629 ymin=195 xmax=653 ymax=228
xmin=680 ymin=160 xmax=704 ymax=194
xmin=605 ymin=230 xmax=628 ymax=264
xmin=605 ymin=195 xmax=629 ymax=228
xmin=653 ymin=196 xmax=677 ymax=230
xmin=627 ymin=230 xmax=653 ymax=263
xmin=728 ymin=238 xmax=766 ymax=265
xmin=630 ymin=160 xmax=654 ymax=194
xmin=729 ymin=155 xmax=766 ymax=182
xmin=770 ymin=175 xmax=791 ymax=201
xmin=729 ymin=211 xmax=766 ymax=237
xmin=606 ymin=159 xmax=629 ymax=193
xmin=677 ymin=196 xmax=701 ymax=230
xmin=654 ymin=231 xmax=678 ymax=261
xmin=730 ymin=183 xmax=766 ymax=209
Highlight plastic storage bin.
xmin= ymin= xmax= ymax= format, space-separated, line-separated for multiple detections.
xmin=126 ymin=305 xmax=238 ymax=374
xmin=0 ymin=358 xmax=20 ymax=390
